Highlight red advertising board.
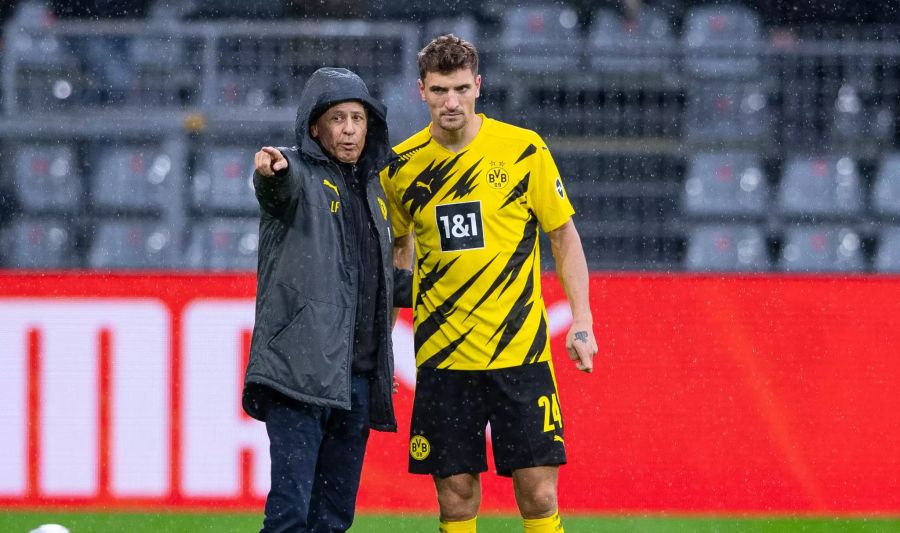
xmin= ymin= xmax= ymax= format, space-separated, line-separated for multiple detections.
xmin=1 ymin=272 xmax=899 ymax=514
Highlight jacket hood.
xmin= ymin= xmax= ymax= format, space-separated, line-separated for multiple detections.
xmin=295 ymin=67 xmax=390 ymax=173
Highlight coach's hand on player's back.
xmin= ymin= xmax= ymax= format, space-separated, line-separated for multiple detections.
xmin=566 ymin=321 xmax=597 ymax=373
xmin=255 ymin=146 xmax=288 ymax=177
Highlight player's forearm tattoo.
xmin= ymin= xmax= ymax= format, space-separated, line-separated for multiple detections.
xmin=574 ymin=331 xmax=589 ymax=343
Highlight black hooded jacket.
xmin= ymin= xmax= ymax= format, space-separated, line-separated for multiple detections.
xmin=242 ymin=68 xmax=410 ymax=432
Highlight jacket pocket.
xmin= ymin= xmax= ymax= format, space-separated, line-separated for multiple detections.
xmin=267 ymin=296 xmax=352 ymax=400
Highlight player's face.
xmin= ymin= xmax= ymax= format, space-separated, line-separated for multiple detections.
xmin=419 ymin=68 xmax=481 ymax=133
xmin=310 ymin=101 xmax=368 ymax=164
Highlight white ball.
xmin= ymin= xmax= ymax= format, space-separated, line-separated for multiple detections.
xmin=29 ymin=525 xmax=70 ymax=533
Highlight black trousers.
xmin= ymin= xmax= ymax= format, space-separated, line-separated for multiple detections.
xmin=260 ymin=374 xmax=371 ymax=533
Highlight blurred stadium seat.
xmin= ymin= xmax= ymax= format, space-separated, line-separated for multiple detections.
xmin=684 ymin=224 xmax=768 ymax=272
xmin=382 ymin=76 xmax=432 ymax=145
xmin=497 ymin=4 xmax=581 ymax=73
xmin=872 ymin=152 xmax=900 ymax=217
xmin=12 ymin=144 xmax=82 ymax=212
xmin=0 ymin=217 xmax=76 ymax=268
xmin=682 ymin=152 xmax=768 ymax=217
xmin=424 ymin=15 xmax=479 ymax=45
xmin=777 ymin=155 xmax=863 ymax=218
xmin=6 ymin=2 xmax=82 ymax=111
xmin=778 ymin=225 xmax=865 ymax=272
xmin=216 ymin=70 xmax=273 ymax=108
xmin=191 ymin=146 xmax=258 ymax=213
xmin=830 ymin=83 xmax=894 ymax=149
xmin=588 ymin=8 xmax=675 ymax=77
xmin=91 ymin=145 xmax=177 ymax=212
xmin=683 ymin=3 xmax=762 ymax=78
xmin=684 ymin=81 xmax=770 ymax=145
xmin=87 ymin=218 xmax=177 ymax=269
xmin=874 ymin=226 xmax=900 ymax=273
xmin=186 ymin=217 xmax=259 ymax=271
xmin=128 ymin=34 xmax=198 ymax=107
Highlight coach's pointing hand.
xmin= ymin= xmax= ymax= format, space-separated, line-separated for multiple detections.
xmin=255 ymin=146 xmax=288 ymax=177
xmin=566 ymin=320 xmax=597 ymax=373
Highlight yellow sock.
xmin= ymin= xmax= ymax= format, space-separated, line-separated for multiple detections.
xmin=523 ymin=511 xmax=564 ymax=532
xmin=439 ymin=516 xmax=477 ymax=533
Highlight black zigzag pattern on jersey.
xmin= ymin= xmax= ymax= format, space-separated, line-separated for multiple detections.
xmin=387 ymin=139 xmax=431 ymax=178
xmin=402 ymin=152 xmax=466 ymax=216
xmin=487 ymin=254 xmax=537 ymax=366
xmin=414 ymin=255 xmax=498 ymax=352
xmin=500 ymin=171 xmax=530 ymax=210
xmin=415 ymin=256 xmax=459 ymax=309
xmin=515 ymin=143 xmax=537 ymax=164
xmin=523 ymin=313 xmax=548 ymax=365
xmin=419 ymin=325 xmax=475 ymax=369
xmin=465 ymin=216 xmax=537 ymax=319
xmin=440 ymin=158 xmax=482 ymax=202
xmin=416 ymin=250 xmax=431 ymax=271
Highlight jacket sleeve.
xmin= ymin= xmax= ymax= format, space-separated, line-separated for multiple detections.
xmin=392 ymin=267 xmax=413 ymax=308
xmin=253 ymin=148 xmax=300 ymax=218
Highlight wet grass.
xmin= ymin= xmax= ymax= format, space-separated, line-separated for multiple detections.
xmin=1 ymin=511 xmax=899 ymax=532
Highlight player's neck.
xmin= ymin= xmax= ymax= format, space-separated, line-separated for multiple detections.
xmin=431 ymin=113 xmax=483 ymax=154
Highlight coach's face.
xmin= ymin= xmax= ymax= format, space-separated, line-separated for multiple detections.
xmin=310 ymin=101 xmax=368 ymax=164
xmin=419 ymin=68 xmax=481 ymax=133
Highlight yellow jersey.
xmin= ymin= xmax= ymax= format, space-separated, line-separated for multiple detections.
xmin=381 ymin=115 xmax=575 ymax=370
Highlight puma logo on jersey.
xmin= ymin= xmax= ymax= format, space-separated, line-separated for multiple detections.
xmin=414 ymin=180 xmax=432 ymax=194
xmin=554 ymin=435 xmax=564 ymax=444
xmin=323 ymin=179 xmax=340 ymax=196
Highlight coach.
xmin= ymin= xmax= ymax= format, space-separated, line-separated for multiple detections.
xmin=241 ymin=67 xmax=411 ymax=532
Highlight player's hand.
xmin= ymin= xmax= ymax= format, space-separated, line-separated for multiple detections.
xmin=565 ymin=320 xmax=597 ymax=373
xmin=254 ymin=146 xmax=288 ymax=177
xmin=392 ymin=378 xmax=400 ymax=394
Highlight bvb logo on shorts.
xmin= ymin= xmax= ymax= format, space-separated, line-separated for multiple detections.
xmin=486 ymin=162 xmax=509 ymax=190
xmin=409 ymin=435 xmax=431 ymax=461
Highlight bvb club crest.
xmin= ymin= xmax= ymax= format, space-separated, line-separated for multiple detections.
xmin=486 ymin=161 xmax=510 ymax=190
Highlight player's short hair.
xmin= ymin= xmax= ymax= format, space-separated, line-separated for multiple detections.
xmin=417 ymin=34 xmax=479 ymax=80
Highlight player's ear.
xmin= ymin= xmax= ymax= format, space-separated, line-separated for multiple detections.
xmin=310 ymin=123 xmax=319 ymax=139
xmin=417 ymin=78 xmax=426 ymax=101
xmin=474 ymin=74 xmax=482 ymax=98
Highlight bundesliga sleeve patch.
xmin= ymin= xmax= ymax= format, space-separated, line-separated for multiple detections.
xmin=555 ymin=177 xmax=566 ymax=199
xmin=435 ymin=201 xmax=485 ymax=252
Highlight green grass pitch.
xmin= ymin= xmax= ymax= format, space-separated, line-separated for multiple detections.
xmin=1 ymin=512 xmax=899 ymax=533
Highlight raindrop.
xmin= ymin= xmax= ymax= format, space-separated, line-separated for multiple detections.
xmin=836 ymin=157 xmax=855 ymax=175
xmin=740 ymin=168 xmax=761 ymax=192
xmin=685 ymin=177 xmax=703 ymax=196
xmin=741 ymin=92 xmax=766 ymax=113
xmin=239 ymin=233 xmax=259 ymax=254
xmin=147 ymin=231 xmax=170 ymax=253
xmin=838 ymin=231 xmax=860 ymax=256
xmin=836 ymin=85 xmax=861 ymax=114
xmin=559 ymin=9 xmax=578 ymax=30
xmin=50 ymin=158 xmax=70 ymax=178
xmin=52 ymin=80 xmax=73 ymax=100
xmin=149 ymin=155 xmax=172 ymax=184
xmin=47 ymin=228 xmax=68 ymax=249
